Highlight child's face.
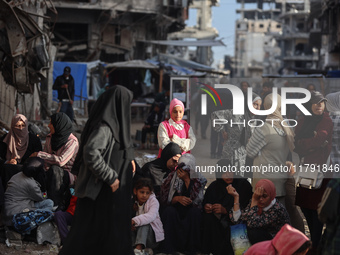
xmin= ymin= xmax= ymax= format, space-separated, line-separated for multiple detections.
xmin=171 ymin=106 xmax=184 ymax=122
xmin=134 ymin=187 xmax=151 ymax=205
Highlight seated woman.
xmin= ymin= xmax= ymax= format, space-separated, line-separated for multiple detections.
xmin=3 ymin=157 xmax=53 ymax=226
xmin=201 ymin=159 xmax=253 ymax=255
xmin=159 ymin=154 xmax=207 ymax=254
xmin=244 ymin=224 xmax=311 ymax=255
xmin=0 ymin=114 xmax=42 ymax=189
xmin=227 ymin=179 xmax=290 ymax=244
xmin=32 ymin=112 xmax=79 ymax=209
xmin=139 ymin=142 xmax=182 ymax=198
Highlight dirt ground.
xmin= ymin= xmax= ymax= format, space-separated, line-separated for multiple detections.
xmin=0 ymin=122 xmax=311 ymax=254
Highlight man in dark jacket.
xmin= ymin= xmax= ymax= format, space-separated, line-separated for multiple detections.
xmin=53 ymin=66 xmax=75 ymax=121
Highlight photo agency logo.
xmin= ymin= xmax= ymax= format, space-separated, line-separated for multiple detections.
xmin=199 ymin=83 xmax=312 ymax=128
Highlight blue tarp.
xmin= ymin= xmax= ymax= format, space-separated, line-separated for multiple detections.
xmin=327 ymin=70 xmax=340 ymax=78
xmin=53 ymin=61 xmax=88 ymax=101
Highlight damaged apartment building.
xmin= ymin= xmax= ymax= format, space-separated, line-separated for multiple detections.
xmin=234 ymin=0 xmax=282 ymax=78
xmin=0 ymin=0 xmax=189 ymax=131
xmin=49 ymin=0 xmax=190 ymax=62
xmin=233 ymin=0 xmax=321 ymax=77
xmin=0 ymin=0 xmax=56 ymax=130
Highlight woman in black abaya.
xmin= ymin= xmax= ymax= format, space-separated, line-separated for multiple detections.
xmin=201 ymin=159 xmax=253 ymax=254
xmin=60 ymin=85 xmax=135 ymax=255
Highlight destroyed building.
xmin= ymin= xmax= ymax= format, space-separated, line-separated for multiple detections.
xmin=0 ymin=0 xmax=190 ymax=131
xmin=49 ymin=0 xmax=190 ymax=62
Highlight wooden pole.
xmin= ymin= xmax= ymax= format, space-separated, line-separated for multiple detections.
xmin=159 ymin=68 xmax=163 ymax=93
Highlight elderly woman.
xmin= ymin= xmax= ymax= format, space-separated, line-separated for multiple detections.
xmin=228 ymin=179 xmax=290 ymax=244
xmin=294 ymin=91 xmax=333 ymax=254
xmin=33 ymin=112 xmax=79 ymax=209
xmin=0 ymin=114 xmax=42 ymax=188
xmin=201 ymin=159 xmax=253 ymax=255
xmin=246 ymin=93 xmax=295 ymax=204
xmin=159 ymin=154 xmax=207 ymax=254
xmin=212 ymin=92 xmax=262 ymax=169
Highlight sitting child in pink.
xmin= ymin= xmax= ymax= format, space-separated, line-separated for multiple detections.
xmin=157 ymin=98 xmax=196 ymax=158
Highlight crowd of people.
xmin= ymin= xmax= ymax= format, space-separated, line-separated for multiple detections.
xmin=0 ymin=82 xmax=339 ymax=255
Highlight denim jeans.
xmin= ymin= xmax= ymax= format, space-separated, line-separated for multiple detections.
xmin=132 ymin=224 xmax=157 ymax=249
xmin=34 ymin=199 xmax=54 ymax=212
xmin=60 ymin=101 xmax=74 ymax=122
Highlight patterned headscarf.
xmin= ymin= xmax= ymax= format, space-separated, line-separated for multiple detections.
xmin=264 ymin=94 xmax=295 ymax=152
xmin=160 ymin=154 xmax=207 ymax=208
xmin=3 ymin=114 xmax=29 ymax=162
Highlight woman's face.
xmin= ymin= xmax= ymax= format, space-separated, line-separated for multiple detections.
xmin=221 ymin=172 xmax=234 ymax=184
xmin=166 ymin=154 xmax=181 ymax=171
xmin=311 ymin=101 xmax=325 ymax=115
xmin=252 ymin=99 xmax=262 ymax=111
xmin=48 ymin=121 xmax=55 ymax=135
xmin=171 ymin=106 xmax=184 ymax=122
xmin=14 ymin=120 xmax=26 ymax=130
xmin=257 ymin=190 xmax=271 ymax=208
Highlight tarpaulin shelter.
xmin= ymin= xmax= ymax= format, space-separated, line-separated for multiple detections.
xmin=52 ymin=60 xmax=103 ymax=102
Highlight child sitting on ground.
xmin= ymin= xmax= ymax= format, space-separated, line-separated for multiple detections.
xmin=132 ymin=178 xmax=164 ymax=255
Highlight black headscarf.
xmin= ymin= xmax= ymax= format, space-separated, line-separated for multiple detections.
xmin=139 ymin=142 xmax=182 ymax=186
xmin=295 ymin=91 xmax=326 ymax=140
xmin=203 ymin=159 xmax=252 ymax=211
xmin=72 ymin=85 xmax=133 ymax=175
xmin=160 ymin=142 xmax=182 ymax=163
xmin=50 ymin=112 xmax=73 ymax=151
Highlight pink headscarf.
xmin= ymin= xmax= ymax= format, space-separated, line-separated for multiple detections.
xmin=169 ymin=98 xmax=185 ymax=124
xmin=255 ymin=179 xmax=276 ymax=215
xmin=3 ymin=114 xmax=29 ymax=162
xmin=244 ymin=224 xmax=310 ymax=255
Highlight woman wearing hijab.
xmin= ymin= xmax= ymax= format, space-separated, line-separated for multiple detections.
xmin=4 ymin=157 xmax=53 ymax=226
xmin=246 ymin=93 xmax=295 ymax=204
xmin=60 ymin=85 xmax=135 ymax=255
xmin=212 ymin=92 xmax=262 ymax=168
xmin=33 ymin=112 xmax=78 ymax=208
xmin=294 ymin=91 xmax=333 ymax=254
xmin=201 ymin=159 xmax=253 ymax=255
xmin=0 ymin=114 xmax=42 ymax=188
xmin=244 ymin=224 xmax=311 ymax=255
xmin=157 ymin=98 xmax=196 ymax=157
xmin=159 ymin=154 xmax=207 ymax=254
xmin=228 ymin=179 xmax=290 ymax=244
xmin=139 ymin=142 xmax=182 ymax=198
xmin=325 ymin=91 xmax=340 ymax=176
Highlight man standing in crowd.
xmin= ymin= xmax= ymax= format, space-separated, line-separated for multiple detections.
xmin=53 ymin=66 xmax=75 ymax=122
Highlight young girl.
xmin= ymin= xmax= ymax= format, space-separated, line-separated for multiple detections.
xmin=132 ymin=178 xmax=164 ymax=255
xmin=157 ymin=98 xmax=196 ymax=158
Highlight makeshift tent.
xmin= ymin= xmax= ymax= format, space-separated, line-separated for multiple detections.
xmin=105 ymin=60 xmax=158 ymax=69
